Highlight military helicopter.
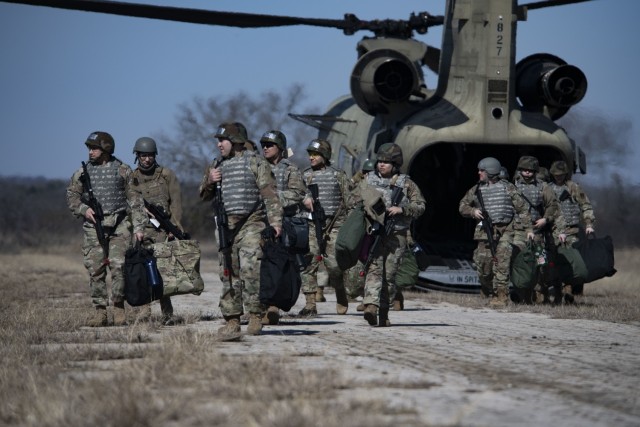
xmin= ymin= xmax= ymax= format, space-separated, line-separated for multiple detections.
xmin=2 ymin=0 xmax=592 ymax=291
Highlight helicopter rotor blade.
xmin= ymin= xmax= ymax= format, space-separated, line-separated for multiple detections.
xmin=520 ymin=0 xmax=596 ymax=11
xmin=0 ymin=0 xmax=444 ymax=37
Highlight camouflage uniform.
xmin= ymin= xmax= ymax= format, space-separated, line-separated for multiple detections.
xmin=66 ymin=134 xmax=146 ymax=313
xmin=199 ymin=137 xmax=282 ymax=324
xmin=512 ymin=166 xmax=566 ymax=303
xmin=459 ymin=173 xmax=533 ymax=304
xmin=353 ymin=170 xmax=425 ymax=320
xmin=131 ymin=152 xmax=184 ymax=321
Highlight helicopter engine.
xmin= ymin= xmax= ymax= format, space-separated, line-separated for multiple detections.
xmin=350 ymin=38 xmax=429 ymax=115
xmin=515 ymin=53 xmax=588 ymax=120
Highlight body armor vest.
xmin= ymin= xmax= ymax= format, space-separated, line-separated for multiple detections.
xmin=86 ymin=159 xmax=127 ymax=215
xmin=478 ymin=181 xmax=514 ymax=224
xmin=132 ymin=167 xmax=170 ymax=213
xmin=516 ymin=180 xmax=543 ymax=222
xmin=366 ymin=173 xmax=411 ymax=231
xmin=221 ymin=152 xmax=261 ymax=215
xmin=272 ymin=159 xmax=292 ymax=192
xmin=304 ymin=166 xmax=342 ymax=216
xmin=551 ymin=182 xmax=580 ymax=226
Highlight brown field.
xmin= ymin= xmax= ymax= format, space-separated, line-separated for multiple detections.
xmin=0 ymin=244 xmax=638 ymax=426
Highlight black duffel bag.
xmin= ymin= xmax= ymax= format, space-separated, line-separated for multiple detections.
xmin=259 ymin=227 xmax=301 ymax=312
xmin=573 ymin=235 xmax=616 ymax=283
xmin=124 ymin=242 xmax=163 ymax=306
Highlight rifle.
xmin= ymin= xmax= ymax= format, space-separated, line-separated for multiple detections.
xmin=213 ymin=178 xmax=233 ymax=277
xmin=360 ymin=185 xmax=404 ymax=277
xmin=143 ymin=200 xmax=190 ymax=240
xmin=474 ymin=183 xmax=498 ymax=263
xmin=80 ymin=161 xmax=109 ymax=266
xmin=307 ymin=183 xmax=327 ymax=258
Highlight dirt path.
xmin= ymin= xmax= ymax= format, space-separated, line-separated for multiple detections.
xmin=166 ymin=271 xmax=640 ymax=427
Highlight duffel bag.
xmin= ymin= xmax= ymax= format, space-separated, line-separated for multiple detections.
xmin=152 ymin=239 xmax=204 ymax=297
xmin=510 ymin=242 xmax=537 ymax=289
xmin=572 ymin=235 xmax=616 ymax=283
xmin=335 ymin=205 xmax=367 ymax=271
xmin=124 ymin=242 xmax=163 ymax=306
xmin=556 ymin=244 xmax=588 ymax=285
xmin=396 ymin=247 xmax=420 ymax=289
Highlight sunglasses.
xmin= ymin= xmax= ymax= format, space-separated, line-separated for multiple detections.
xmin=261 ymin=142 xmax=276 ymax=148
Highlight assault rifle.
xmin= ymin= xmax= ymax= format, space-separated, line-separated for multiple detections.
xmin=213 ymin=182 xmax=232 ymax=277
xmin=143 ymin=200 xmax=190 ymax=240
xmin=80 ymin=161 xmax=109 ymax=266
xmin=474 ymin=183 xmax=498 ymax=263
xmin=360 ymin=185 xmax=404 ymax=277
xmin=307 ymin=183 xmax=327 ymax=257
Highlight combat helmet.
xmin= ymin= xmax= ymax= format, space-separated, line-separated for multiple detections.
xmin=307 ymin=139 xmax=332 ymax=162
xmin=550 ymin=160 xmax=570 ymax=175
xmin=260 ymin=130 xmax=288 ymax=158
xmin=517 ymin=155 xmax=540 ymax=172
xmin=215 ymin=122 xmax=248 ymax=145
xmin=499 ymin=166 xmax=510 ymax=181
xmin=538 ymin=166 xmax=550 ymax=183
xmin=477 ymin=157 xmax=501 ymax=175
xmin=362 ymin=158 xmax=376 ymax=173
xmin=133 ymin=137 xmax=157 ymax=154
xmin=376 ymin=143 xmax=403 ymax=167
xmin=85 ymin=131 xmax=115 ymax=154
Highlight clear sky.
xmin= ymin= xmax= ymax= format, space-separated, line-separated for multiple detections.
xmin=1 ymin=0 xmax=638 ymax=181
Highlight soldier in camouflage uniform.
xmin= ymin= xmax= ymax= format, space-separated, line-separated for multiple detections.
xmin=549 ymin=160 xmax=596 ymax=301
xmin=259 ymin=130 xmax=306 ymax=325
xmin=298 ymin=139 xmax=351 ymax=317
xmin=459 ymin=157 xmax=534 ymax=308
xmin=199 ymin=122 xmax=282 ymax=336
xmin=350 ymin=143 xmax=425 ymax=326
xmin=512 ymin=156 xmax=567 ymax=304
xmin=66 ymin=131 xmax=146 ymax=327
xmin=130 ymin=137 xmax=184 ymax=325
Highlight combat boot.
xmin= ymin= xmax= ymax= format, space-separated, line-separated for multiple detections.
xmin=298 ymin=293 xmax=317 ymax=317
xmin=489 ymin=288 xmax=509 ymax=309
xmin=392 ymin=289 xmax=404 ymax=311
xmin=335 ymin=287 xmax=348 ymax=315
xmin=87 ymin=306 xmax=107 ymax=327
xmin=160 ymin=296 xmax=175 ymax=325
xmin=356 ymin=303 xmax=365 ymax=312
xmin=113 ymin=301 xmax=127 ymax=326
xmin=246 ymin=313 xmax=263 ymax=335
xmin=315 ymin=287 xmax=327 ymax=302
xmin=363 ymin=304 xmax=378 ymax=326
xmin=262 ymin=305 xmax=280 ymax=325
xmin=218 ymin=316 xmax=241 ymax=337
xmin=563 ymin=285 xmax=575 ymax=305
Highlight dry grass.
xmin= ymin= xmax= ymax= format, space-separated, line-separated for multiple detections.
xmin=0 ymin=246 xmax=397 ymax=427
xmin=413 ymin=247 xmax=640 ymax=324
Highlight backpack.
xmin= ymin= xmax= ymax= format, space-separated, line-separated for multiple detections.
xmin=152 ymin=239 xmax=204 ymax=297
xmin=259 ymin=227 xmax=301 ymax=312
xmin=124 ymin=243 xmax=163 ymax=306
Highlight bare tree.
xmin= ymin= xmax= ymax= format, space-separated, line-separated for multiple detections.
xmin=154 ymin=83 xmax=318 ymax=183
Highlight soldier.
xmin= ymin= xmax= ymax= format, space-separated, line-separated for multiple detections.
xmin=298 ymin=139 xmax=350 ymax=317
xmin=259 ymin=129 xmax=306 ymax=325
xmin=351 ymin=143 xmax=425 ymax=326
xmin=459 ymin=157 xmax=534 ymax=308
xmin=66 ymin=131 xmax=145 ymax=327
xmin=549 ymin=160 xmax=596 ymax=301
xmin=513 ymin=155 xmax=566 ymax=304
xmin=199 ymin=122 xmax=282 ymax=336
xmin=130 ymin=136 xmax=184 ymax=325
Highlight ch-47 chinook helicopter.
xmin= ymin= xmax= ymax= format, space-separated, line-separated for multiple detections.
xmin=3 ymin=0 xmax=592 ymax=291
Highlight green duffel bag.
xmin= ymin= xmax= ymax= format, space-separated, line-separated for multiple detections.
xmin=335 ymin=205 xmax=367 ymax=271
xmin=152 ymin=239 xmax=205 ymax=297
xmin=510 ymin=243 xmax=537 ymax=289
xmin=556 ymin=244 xmax=588 ymax=285
xmin=396 ymin=248 xmax=419 ymax=289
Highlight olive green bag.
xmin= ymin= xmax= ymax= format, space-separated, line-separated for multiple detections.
xmin=152 ymin=239 xmax=204 ymax=297
xmin=335 ymin=205 xmax=367 ymax=271
xmin=395 ymin=249 xmax=419 ymax=289
xmin=510 ymin=242 xmax=537 ymax=289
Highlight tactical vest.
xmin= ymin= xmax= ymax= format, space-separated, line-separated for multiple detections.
xmin=551 ymin=182 xmax=581 ymax=226
xmin=304 ymin=166 xmax=343 ymax=216
xmin=272 ymin=159 xmax=292 ymax=192
xmin=366 ymin=173 xmax=411 ymax=231
xmin=515 ymin=180 xmax=543 ymax=222
xmin=86 ymin=159 xmax=127 ymax=215
xmin=220 ymin=151 xmax=261 ymax=215
xmin=132 ymin=167 xmax=170 ymax=213
xmin=478 ymin=181 xmax=514 ymax=224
